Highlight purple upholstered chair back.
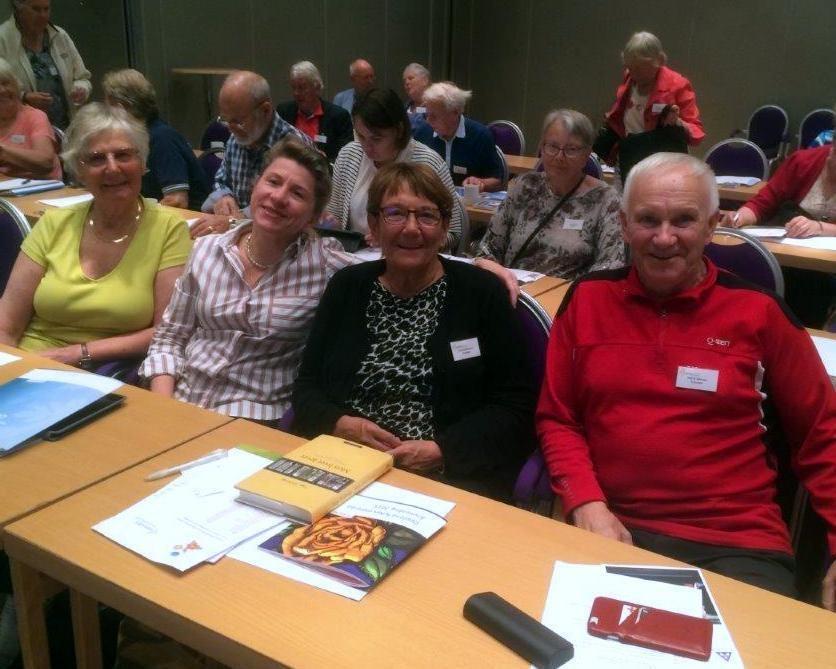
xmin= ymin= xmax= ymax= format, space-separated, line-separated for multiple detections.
xmin=511 ymin=292 xmax=555 ymax=514
xmin=799 ymin=108 xmax=835 ymax=149
xmin=488 ymin=120 xmax=525 ymax=156
xmin=200 ymin=120 xmax=231 ymax=152
xmin=0 ymin=200 xmax=30 ymax=294
xmin=92 ymin=359 xmax=143 ymax=386
xmin=584 ymin=154 xmax=603 ymax=179
xmin=704 ymin=228 xmax=785 ymax=296
xmin=747 ymin=105 xmax=788 ymax=160
xmin=704 ymin=139 xmax=769 ymax=180
xmin=198 ymin=151 xmax=223 ymax=185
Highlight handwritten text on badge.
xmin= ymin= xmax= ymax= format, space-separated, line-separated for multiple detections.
xmin=675 ymin=366 xmax=719 ymax=392
xmin=450 ymin=338 xmax=481 ymax=361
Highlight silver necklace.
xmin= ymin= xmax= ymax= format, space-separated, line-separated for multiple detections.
xmin=88 ymin=200 xmax=142 ymax=244
xmin=245 ymin=232 xmax=273 ymax=270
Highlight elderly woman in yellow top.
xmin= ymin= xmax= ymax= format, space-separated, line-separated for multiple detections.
xmin=0 ymin=57 xmax=60 ymax=178
xmin=0 ymin=103 xmax=191 ymax=368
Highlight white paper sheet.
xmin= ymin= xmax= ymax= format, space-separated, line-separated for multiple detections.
xmin=739 ymin=227 xmax=786 ymax=238
xmin=812 ymin=336 xmax=836 ymax=378
xmin=538 ymin=563 xmax=744 ymax=668
xmin=0 ymin=178 xmax=63 ymax=191
xmin=780 ymin=236 xmax=836 ymax=251
xmin=21 ymin=368 xmax=122 ymax=393
xmin=0 ymin=351 xmax=21 ymax=366
xmin=230 ymin=481 xmax=454 ymax=600
xmin=38 ymin=193 xmax=94 ymax=207
xmin=93 ymin=448 xmax=287 ymax=571
xmin=715 ymin=176 xmax=761 ymax=187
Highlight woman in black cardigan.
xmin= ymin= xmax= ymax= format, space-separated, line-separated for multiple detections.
xmin=292 ymin=163 xmax=535 ymax=500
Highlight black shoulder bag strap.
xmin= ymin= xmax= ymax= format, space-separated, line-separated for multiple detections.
xmin=507 ymin=174 xmax=586 ymax=267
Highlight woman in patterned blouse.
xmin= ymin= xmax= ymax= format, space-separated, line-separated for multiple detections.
xmin=475 ymin=109 xmax=626 ymax=280
xmin=293 ymin=163 xmax=535 ymax=500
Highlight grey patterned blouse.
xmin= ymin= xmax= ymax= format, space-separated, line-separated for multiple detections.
xmin=348 ymin=276 xmax=448 ymax=440
xmin=476 ymin=172 xmax=625 ymax=280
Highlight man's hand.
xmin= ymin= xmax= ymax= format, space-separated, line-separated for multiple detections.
xmin=823 ymin=560 xmax=836 ymax=612
xmin=334 ymin=415 xmax=401 ymax=452
xmin=661 ymin=104 xmax=682 ymax=127
xmin=189 ymin=213 xmax=233 ymax=239
xmin=389 ymin=440 xmax=443 ymax=472
xmin=69 ymin=85 xmax=88 ymax=105
xmin=23 ymin=91 xmax=53 ymax=111
xmin=213 ymin=195 xmax=242 ymax=218
xmin=160 ymin=191 xmax=189 ymax=209
xmin=473 ymin=257 xmax=520 ymax=306
xmin=462 ymin=176 xmax=483 ymax=191
xmin=570 ymin=501 xmax=633 ymax=544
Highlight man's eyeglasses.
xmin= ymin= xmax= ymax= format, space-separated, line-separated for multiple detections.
xmin=379 ymin=206 xmax=444 ymax=227
xmin=218 ymin=99 xmax=269 ymax=129
xmin=542 ymin=143 xmax=587 ymax=158
xmin=80 ymin=148 xmax=140 ymax=168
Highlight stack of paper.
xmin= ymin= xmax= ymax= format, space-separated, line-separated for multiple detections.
xmin=38 ymin=193 xmax=94 ymax=208
xmin=715 ymin=176 xmax=761 ymax=187
xmin=539 ymin=563 xmax=743 ymax=667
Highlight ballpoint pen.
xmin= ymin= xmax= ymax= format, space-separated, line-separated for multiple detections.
xmin=145 ymin=448 xmax=228 ymax=481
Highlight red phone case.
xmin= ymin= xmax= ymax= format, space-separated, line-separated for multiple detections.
xmin=587 ymin=596 xmax=713 ymax=662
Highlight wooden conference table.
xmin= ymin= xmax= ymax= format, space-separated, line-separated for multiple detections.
xmin=6 ymin=418 xmax=836 ymax=668
xmin=0 ymin=346 xmax=233 ymax=553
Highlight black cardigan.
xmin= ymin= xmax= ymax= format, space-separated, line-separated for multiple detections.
xmin=276 ymin=98 xmax=353 ymax=163
xmin=292 ymin=257 xmax=536 ymax=499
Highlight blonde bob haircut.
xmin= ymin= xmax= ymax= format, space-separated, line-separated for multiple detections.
xmin=621 ymin=31 xmax=667 ymax=65
xmin=102 ymin=68 xmax=159 ymax=121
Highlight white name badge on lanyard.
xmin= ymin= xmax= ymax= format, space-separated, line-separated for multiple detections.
xmin=652 ymin=103 xmax=667 ymax=114
xmin=453 ymin=165 xmax=468 ymax=175
xmin=563 ymin=218 xmax=584 ymax=231
xmin=314 ymin=134 xmax=327 ymax=144
xmin=415 ymin=106 xmax=427 ymax=115
xmin=675 ymin=366 xmax=719 ymax=392
xmin=9 ymin=134 xmax=25 ymax=144
xmin=450 ymin=337 xmax=480 ymax=361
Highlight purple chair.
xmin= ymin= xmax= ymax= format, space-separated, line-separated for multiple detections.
xmin=200 ymin=119 xmax=231 ymax=152
xmin=488 ymin=120 xmax=525 ymax=156
xmin=92 ymin=358 xmax=143 ymax=385
xmin=704 ymin=138 xmax=769 ymax=181
xmin=798 ymin=108 xmax=835 ymax=150
xmin=584 ymin=153 xmax=603 ymax=179
xmin=0 ymin=199 xmax=30 ymax=293
xmin=198 ymin=151 xmax=223 ymax=185
xmin=744 ymin=105 xmax=789 ymax=161
xmin=511 ymin=291 xmax=556 ymax=516
xmin=704 ymin=227 xmax=784 ymax=296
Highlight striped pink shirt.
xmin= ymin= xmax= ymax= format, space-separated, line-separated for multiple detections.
xmin=140 ymin=224 xmax=356 ymax=419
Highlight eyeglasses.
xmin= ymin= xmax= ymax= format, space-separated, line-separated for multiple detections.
xmin=378 ymin=206 xmax=444 ymax=227
xmin=80 ymin=148 xmax=140 ymax=168
xmin=542 ymin=143 xmax=587 ymax=159
xmin=218 ymin=100 xmax=268 ymax=129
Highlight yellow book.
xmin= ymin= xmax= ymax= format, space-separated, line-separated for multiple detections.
xmin=235 ymin=434 xmax=394 ymax=523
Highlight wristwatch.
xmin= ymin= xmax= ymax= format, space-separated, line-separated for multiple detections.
xmin=78 ymin=343 xmax=94 ymax=370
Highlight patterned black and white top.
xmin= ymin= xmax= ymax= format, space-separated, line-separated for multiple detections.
xmin=476 ymin=171 xmax=625 ymax=280
xmin=348 ymin=276 xmax=448 ymax=440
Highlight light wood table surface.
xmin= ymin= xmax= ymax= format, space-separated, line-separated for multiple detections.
xmin=759 ymin=239 xmax=836 ymax=273
xmin=0 ymin=345 xmax=233 ymax=546
xmin=504 ymin=154 xmax=538 ymax=175
xmin=520 ymin=275 xmax=568 ymax=299
xmin=6 ymin=418 xmax=836 ymax=668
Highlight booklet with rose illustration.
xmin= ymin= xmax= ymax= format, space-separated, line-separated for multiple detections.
xmin=254 ymin=482 xmax=451 ymax=593
xmin=235 ymin=434 xmax=394 ymax=523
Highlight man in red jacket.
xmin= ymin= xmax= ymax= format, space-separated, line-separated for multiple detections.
xmin=537 ymin=152 xmax=836 ymax=609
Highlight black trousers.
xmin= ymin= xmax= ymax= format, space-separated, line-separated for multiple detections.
xmin=628 ymin=528 xmax=797 ymax=599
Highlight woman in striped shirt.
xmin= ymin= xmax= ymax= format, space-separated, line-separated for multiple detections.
xmin=140 ymin=136 xmax=356 ymax=422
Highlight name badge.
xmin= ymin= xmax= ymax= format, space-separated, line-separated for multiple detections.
xmin=450 ymin=337 xmax=481 ymax=361
xmin=9 ymin=134 xmax=25 ymax=144
xmin=453 ymin=165 xmax=468 ymax=175
xmin=651 ymin=103 xmax=667 ymax=114
xmin=563 ymin=218 xmax=584 ymax=230
xmin=415 ymin=106 xmax=427 ymax=114
xmin=314 ymin=134 xmax=327 ymax=143
xmin=675 ymin=366 xmax=719 ymax=392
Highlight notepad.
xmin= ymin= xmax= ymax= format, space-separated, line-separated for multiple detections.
xmin=38 ymin=193 xmax=94 ymax=207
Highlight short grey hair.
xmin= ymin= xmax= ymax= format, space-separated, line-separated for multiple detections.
xmin=102 ymin=68 xmax=159 ymax=121
xmin=349 ymin=59 xmax=371 ymax=75
xmin=403 ymin=62 xmax=430 ymax=80
xmin=221 ymin=71 xmax=271 ymax=105
xmin=541 ymin=109 xmax=595 ymax=147
xmin=0 ymin=57 xmax=20 ymax=93
xmin=622 ymin=31 xmax=667 ymax=65
xmin=61 ymin=102 xmax=149 ymax=178
xmin=422 ymin=81 xmax=471 ymax=112
xmin=622 ymin=152 xmax=719 ymax=214
xmin=290 ymin=61 xmax=323 ymax=91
